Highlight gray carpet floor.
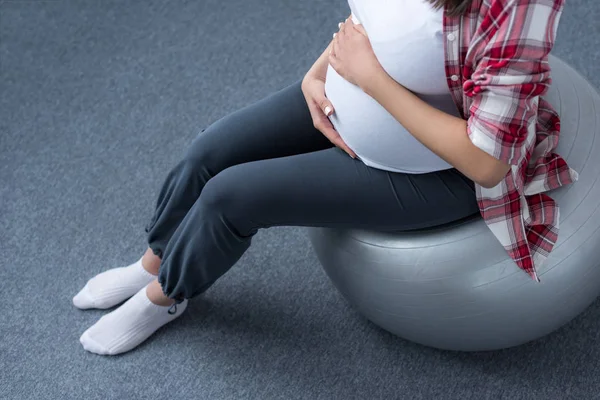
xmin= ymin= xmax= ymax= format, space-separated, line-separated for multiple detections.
xmin=2 ymin=0 xmax=600 ymax=399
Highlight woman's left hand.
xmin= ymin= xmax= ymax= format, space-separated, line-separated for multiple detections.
xmin=329 ymin=17 xmax=384 ymax=90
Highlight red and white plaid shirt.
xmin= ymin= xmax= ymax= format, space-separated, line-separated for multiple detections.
xmin=443 ymin=0 xmax=579 ymax=281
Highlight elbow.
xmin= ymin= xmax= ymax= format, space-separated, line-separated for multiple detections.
xmin=478 ymin=175 xmax=502 ymax=189
xmin=477 ymin=162 xmax=511 ymax=189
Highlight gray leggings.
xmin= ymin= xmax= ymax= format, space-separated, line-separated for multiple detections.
xmin=145 ymin=78 xmax=479 ymax=305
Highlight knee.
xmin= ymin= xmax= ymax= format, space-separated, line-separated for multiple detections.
xmin=181 ymin=128 xmax=219 ymax=177
xmin=199 ymin=165 xmax=251 ymax=219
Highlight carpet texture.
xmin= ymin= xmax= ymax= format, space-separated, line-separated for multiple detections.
xmin=1 ymin=0 xmax=600 ymax=399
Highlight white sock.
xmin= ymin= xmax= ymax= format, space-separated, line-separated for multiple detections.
xmin=73 ymin=257 xmax=157 ymax=309
xmin=79 ymin=284 xmax=188 ymax=355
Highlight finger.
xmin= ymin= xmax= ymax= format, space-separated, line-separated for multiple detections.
xmin=343 ymin=17 xmax=353 ymax=37
xmin=331 ymin=136 xmax=358 ymax=159
xmin=306 ymin=96 xmax=318 ymax=114
xmin=309 ymin=101 xmax=336 ymax=134
xmin=331 ymin=32 xmax=338 ymax=56
xmin=306 ymin=88 xmax=334 ymax=117
xmin=353 ymin=24 xmax=368 ymax=37
xmin=312 ymin=112 xmax=336 ymax=139
xmin=310 ymin=93 xmax=334 ymax=117
xmin=316 ymin=122 xmax=339 ymax=145
xmin=335 ymin=139 xmax=357 ymax=159
xmin=306 ymin=99 xmax=325 ymax=123
xmin=339 ymin=22 xmax=348 ymax=40
xmin=331 ymin=38 xmax=340 ymax=58
xmin=326 ymin=129 xmax=357 ymax=159
xmin=315 ymin=112 xmax=335 ymax=134
xmin=318 ymin=98 xmax=334 ymax=116
xmin=328 ymin=53 xmax=338 ymax=74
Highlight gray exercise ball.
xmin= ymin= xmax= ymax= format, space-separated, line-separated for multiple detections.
xmin=308 ymin=55 xmax=600 ymax=351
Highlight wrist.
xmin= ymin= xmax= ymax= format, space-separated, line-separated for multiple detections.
xmin=360 ymin=67 xmax=390 ymax=96
xmin=307 ymin=64 xmax=328 ymax=84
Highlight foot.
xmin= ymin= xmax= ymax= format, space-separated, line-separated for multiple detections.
xmin=79 ymin=283 xmax=188 ymax=355
xmin=73 ymin=257 xmax=157 ymax=309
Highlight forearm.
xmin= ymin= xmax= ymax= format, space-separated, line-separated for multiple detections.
xmin=362 ymin=70 xmax=510 ymax=188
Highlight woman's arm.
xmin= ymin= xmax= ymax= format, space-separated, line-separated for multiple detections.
xmin=358 ymin=0 xmax=563 ymax=190
xmin=362 ymin=73 xmax=510 ymax=189
xmin=328 ymin=17 xmax=509 ymax=188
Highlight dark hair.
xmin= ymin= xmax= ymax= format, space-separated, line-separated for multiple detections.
xmin=426 ymin=0 xmax=473 ymax=17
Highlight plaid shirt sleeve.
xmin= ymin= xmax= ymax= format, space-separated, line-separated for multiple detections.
xmin=461 ymin=0 xmax=579 ymax=281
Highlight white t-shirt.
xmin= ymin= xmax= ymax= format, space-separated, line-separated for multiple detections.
xmin=324 ymin=0 xmax=461 ymax=173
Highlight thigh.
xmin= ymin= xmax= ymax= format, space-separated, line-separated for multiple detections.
xmin=187 ymin=78 xmax=333 ymax=172
xmin=202 ymin=146 xmax=480 ymax=234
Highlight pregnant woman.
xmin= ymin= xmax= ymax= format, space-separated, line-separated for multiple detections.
xmin=73 ymin=0 xmax=577 ymax=355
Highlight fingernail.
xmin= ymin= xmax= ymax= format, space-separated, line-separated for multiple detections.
xmin=324 ymin=106 xmax=332 ymax=115
xmin=333 ymin=32 xmax=337 ymax=38
xmin=338 ymin=22 xmax=342 ymax=28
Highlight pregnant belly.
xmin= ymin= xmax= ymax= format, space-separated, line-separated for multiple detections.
xmin=323 ymin=64 xmax=453 ymax=173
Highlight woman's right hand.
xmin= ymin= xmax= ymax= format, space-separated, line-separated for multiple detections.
xmin=301 ymin=73 xmax=357 ymax=159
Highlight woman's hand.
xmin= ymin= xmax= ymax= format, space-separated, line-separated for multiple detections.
xmin=301 ymin=72 xmax=357 ymax=159
xmin=329 ymin=18 xmax=384 ymax=90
